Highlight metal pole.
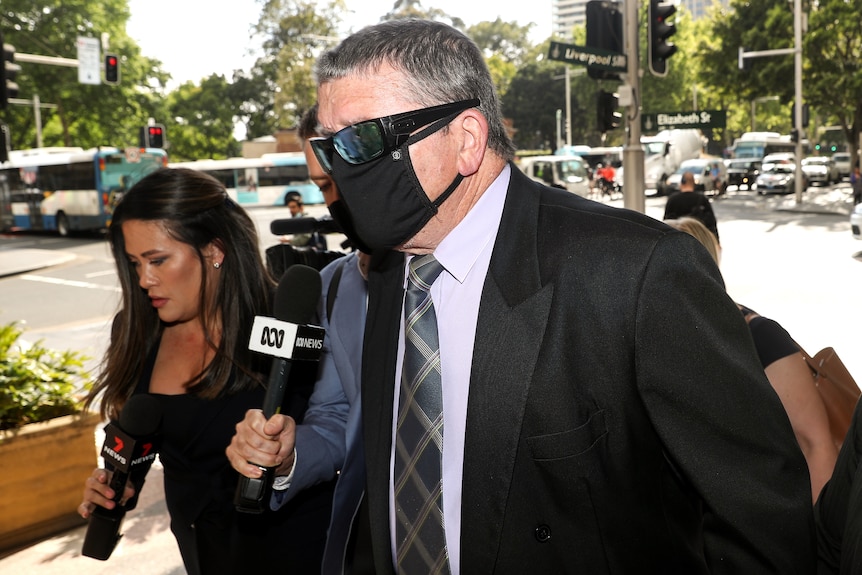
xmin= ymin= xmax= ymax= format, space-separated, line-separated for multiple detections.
xmin=565 ymin=66 xmax=572 ymax=148
xmin=34 ymin=94 xmax=42 ymax=148
xmin=751 ymin=99 xmax=756 ymax=132
xmin=622 ymin=0 xmax=644 ymax=212
xmin=556 ymin=109 xmax=563 ymax=151
xmin=793 ymin=0 xmax=804 ymax=204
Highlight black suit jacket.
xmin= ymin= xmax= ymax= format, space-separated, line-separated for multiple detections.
xmin=356 ymin=165 xmax=815 ymax=574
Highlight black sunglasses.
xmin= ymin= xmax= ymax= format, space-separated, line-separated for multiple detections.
xmin=309 ymin=99 xmax=480 ymax=173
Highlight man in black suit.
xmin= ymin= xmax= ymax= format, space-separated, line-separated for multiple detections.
xmin=310 ymin=19 xmax=815 ymax=574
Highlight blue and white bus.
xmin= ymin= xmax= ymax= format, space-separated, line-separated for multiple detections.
xmin=169 ymin=152 xmax=323 ymax=207
xmin=0 ymin=146 xmax=168 ymax=236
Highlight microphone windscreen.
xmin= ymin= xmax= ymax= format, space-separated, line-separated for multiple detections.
xmin=118 ymin=394 xmax=162 ymax=436
xmin=273 ymin=264 xmax=322 ymax=325
xmin=270 ymin=217 xmax=319 ymax=236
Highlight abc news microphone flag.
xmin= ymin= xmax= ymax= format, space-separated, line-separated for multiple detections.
xmin=235 ymin=264 xmax=325 ymax=513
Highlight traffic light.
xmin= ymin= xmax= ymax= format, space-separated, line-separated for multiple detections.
xmin=790 ymin=129 xmax=799 ymax=143
xmin=585 ymin=0 xmax=623 ymax=81
xmin=597 ymin=90 xmax=621 ymax=132
xmin=104 ymin=53 xmax=119 ymax=85
xmin=1 ymin=33 xmax=20 ymax=110
xmin=649 ymin=0 xmax=677 ymax=77
xmin=791 ymin=102 xmax=809 ymax=128
xmin=140 ymin=124 xmax=166 ymax=148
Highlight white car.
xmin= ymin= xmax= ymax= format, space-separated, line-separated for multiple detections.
xmin=665 ymin=158 xmax=727 ymax=195
xmin=852 ymin=202 xmax=862 ymax=240
xmin=801 ymin=156 xmax=839 ymax=186
xmin=832 ymin=152 xmax=851 ymax=181
xmin=519 ymin=155 xmax=591 ymax=197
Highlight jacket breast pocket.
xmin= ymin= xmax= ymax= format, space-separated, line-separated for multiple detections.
xmin=526 ymin=410 xmax=607 ymax=461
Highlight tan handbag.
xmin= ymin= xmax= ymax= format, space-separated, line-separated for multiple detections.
xmin=799 ymin=347 xmax=861 ymax=449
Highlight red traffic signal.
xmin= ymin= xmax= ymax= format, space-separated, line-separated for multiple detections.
xmin=140 ymin=124 xmax=166 ymax=148
xmin=104 ymin=53 xmax=119 ymax=85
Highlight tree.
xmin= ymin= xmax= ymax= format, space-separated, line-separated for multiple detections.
xmin=381 ymin=0 xmax=465 ymax=28
xmin=695 ymin=0 xmax=795 ymax=140
xmin=467 ymin=18 xmax=535 ymax=98
xmin=804 ymin=0 xmax=862 ymax=167
xmin=166 ymin=75 xmax=242 ymax=161
xmin=252 ymin=0 xmax=345 ymax=130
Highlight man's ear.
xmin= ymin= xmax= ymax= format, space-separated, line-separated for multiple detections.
xmin=455 ymin=108 xmax=488 ymax=176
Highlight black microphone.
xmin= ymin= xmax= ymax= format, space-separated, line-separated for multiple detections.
xmin=82 ymin=394 xmax=162 ymax=560
xmin=234 ymin=264 xmax=325 ymax=513
xmin=270 ymin=216 xmax=342 ymax=236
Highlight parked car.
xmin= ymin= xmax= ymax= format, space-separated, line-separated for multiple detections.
xmin=852 ymin=202 xmax=862 ymax=240
xmin=756 ymin=161 xmax=805 ymax=195
xmin=519 ymin=155 xmax=591 ymax=197
xmin=832 ymin=152 xmax=851 ymax=181
xmin=665 ymin=157 xmax=727 ymax=195
xmin=725 ymin=158 xmax=761 ymax=191
xmin=801 ymin=156 xmax=839 ymax=185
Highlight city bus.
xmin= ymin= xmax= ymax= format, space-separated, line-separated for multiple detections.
xmin=0 ymin=146 xmax=168 ymax=236
xmin=730 ymin=131 xmax=810 ymax=159
xmin=168 ymin=152 xmax=323 ymax=207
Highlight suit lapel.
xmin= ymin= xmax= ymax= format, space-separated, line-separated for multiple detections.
xmin=460 ymin=168 xmax=553 ymax=573
xmin=361 ymin=250 xmax=405 ymax=574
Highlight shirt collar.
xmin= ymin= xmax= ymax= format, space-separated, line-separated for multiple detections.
xmin=433 ymin=163 xmax=510 ymax=284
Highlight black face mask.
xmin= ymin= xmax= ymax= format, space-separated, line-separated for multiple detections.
xmin=330 ymin=115 xmax=463 ymax=251
xmin=327 ymin=199 xmax=373 ymax=254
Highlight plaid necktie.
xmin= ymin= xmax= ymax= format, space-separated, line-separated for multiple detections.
xmin=394 ymin=254 xmax=450 ymax=574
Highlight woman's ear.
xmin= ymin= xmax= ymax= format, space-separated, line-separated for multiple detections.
xmin=204 ymin=240 xmax=225 ymax=268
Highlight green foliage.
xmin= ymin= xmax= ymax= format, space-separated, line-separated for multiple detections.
xmin=0 ymin=322 xmax=92 ymax=431
xmin=166 ymin=75 xmax=242 ymax=161
xmin=253 ymin=0 xmax=346 ymax=130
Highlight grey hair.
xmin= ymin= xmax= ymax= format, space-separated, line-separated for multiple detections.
xmin=314 ymin=19 xmax=516 ymax=160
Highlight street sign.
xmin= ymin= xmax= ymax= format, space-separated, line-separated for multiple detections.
xmin=641 ymin=110 xmax=726 ymax=132
xmin=76 ymin=37 xmax=100 ymax=85
xmin=548 ymin=40 xmax=627 ymax=73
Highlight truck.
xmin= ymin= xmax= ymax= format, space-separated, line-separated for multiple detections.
xmin=641 ymin=129 xmax=706 ymax=195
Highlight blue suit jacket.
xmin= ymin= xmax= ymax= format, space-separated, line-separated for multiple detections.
xmin=272 ymin=252 xmax=367 ymax=573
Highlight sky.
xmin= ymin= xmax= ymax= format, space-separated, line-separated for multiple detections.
xmin=126 ymin=0 xmax=553 ymax=87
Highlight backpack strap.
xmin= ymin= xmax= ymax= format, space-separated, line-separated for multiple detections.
xmin=326 ymin=259 xmax=346 ymax=320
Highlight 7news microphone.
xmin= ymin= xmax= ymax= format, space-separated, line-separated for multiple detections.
xmin=234 ymin=264 xmax=325 ymax=513
xmin=82 ymin=394 xmax=162 ymax=560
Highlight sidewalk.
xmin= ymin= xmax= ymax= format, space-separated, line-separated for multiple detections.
xmin=768 ymin=182 xmax=855 ymax=216
xmin=0 ymin=460 xmax=186 ymax=574
xmin=0 ymin=248 xmax=76 ymax=278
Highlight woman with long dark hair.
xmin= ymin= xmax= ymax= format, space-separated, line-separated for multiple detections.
xmin=78 ymin=167 xmax=332 ymax=574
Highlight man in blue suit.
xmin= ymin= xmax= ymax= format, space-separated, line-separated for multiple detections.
xmin=227 ymin=105 xmax=369 ymax=574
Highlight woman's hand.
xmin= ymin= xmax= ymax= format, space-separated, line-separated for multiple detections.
xmin=78 ymin=467 xmax=136 ymax=518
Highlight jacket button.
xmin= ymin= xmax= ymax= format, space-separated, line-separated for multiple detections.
xmin=534 ymin=524 xmax=551 ymax=542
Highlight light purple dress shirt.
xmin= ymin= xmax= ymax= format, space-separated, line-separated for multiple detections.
xmin=389 ymin=164 xmax=511 ymax=574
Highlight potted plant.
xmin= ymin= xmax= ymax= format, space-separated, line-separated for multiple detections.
xmin=0 ymin=320 xmax=99 ymax=552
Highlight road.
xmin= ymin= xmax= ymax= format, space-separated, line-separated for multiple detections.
xmin=0 ymin=203 xmax=338 ymax=376
xmin=0 ymin=185 xmax=860 ymax=573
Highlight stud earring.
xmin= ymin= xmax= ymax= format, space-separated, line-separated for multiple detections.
xmin=214 ymin=262 xmax=222 ymax=269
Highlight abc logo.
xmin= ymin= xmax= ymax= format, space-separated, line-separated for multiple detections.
xmin=260 ymin=326 xmax=285 ymax=348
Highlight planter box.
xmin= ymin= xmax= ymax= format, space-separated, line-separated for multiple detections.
xmin=0 ymin=411 xmax=102 ymax=553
